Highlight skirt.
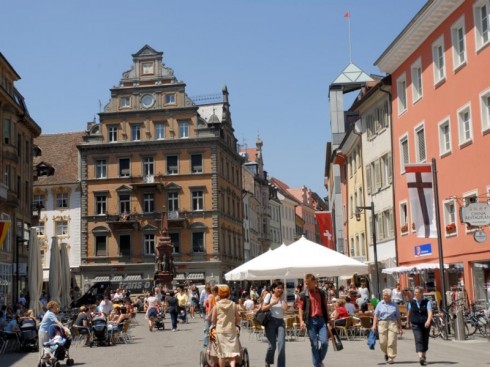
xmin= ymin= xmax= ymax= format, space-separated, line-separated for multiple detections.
xmin=216 ymin=331 xmax=241 ymax=358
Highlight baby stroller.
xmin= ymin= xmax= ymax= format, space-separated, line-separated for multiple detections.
xmin=199 ymin=325 xmax=249 ymax=367
xmin=90 ymin=316 xmax=110 ymax=346
xmin=20 ymin=319 xmax=38 ymax=352
xmin=178 ymin=306 xmax=189 ymax=324
xmin=155 ymin=310 xmax=166 ymax=330
xmin=38 ymin=324 xmax=74 ymax=367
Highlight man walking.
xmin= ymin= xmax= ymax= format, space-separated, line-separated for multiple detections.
xmin=298 ymin=274 xmax=329 ymax=367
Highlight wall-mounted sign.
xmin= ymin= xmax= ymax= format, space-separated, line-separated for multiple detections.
xmin=414 ymin=243 xmax=432 ymax=257
xmin=461 ymin=203 xmax=490 ymax=226
xmin=474 ymin=230 xmax=487 ymax=243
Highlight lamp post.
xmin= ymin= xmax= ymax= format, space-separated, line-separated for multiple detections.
xmin=356 ymin=201 xmax=379 ymax=299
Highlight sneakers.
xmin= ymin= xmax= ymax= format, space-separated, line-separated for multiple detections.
xmin=387 ymin=358 xmax=395 ymax=364
xmin=419 ymin=357 xmax=427 ymax=366
xmin=172 ymin=328 xmax=176 ymax=332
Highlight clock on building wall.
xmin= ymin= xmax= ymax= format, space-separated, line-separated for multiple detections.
xmin=141 ymin=94 xmax=154 ymax=108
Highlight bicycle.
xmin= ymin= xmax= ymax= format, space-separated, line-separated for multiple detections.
xmin=465 ymin=303 xmax=489 ymax=338
xmin=429 ymin=300 xmax=469 ymax=340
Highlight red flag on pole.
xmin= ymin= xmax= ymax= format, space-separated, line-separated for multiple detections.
xmin=0 ymin=220 xmax=11 ymax=250
xmin=315 ymin=212 xmax=334 ymax=249
xmin=344 ymin=11 xmax=350 ymax=18
xmin=405 ymin=164 xmax=437 ymax=238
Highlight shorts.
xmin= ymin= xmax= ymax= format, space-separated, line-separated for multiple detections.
xmin=147 ymin=307 xmax=158 ymax=318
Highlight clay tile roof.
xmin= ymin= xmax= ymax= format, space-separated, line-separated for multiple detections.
xmin=34 ymin=131 xmax=85 ymax=185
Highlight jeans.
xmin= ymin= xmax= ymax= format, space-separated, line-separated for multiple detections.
xmin=169 ymin=311 xmax=178 ymax=330
xmin=203 ymin=319 xmax=211 ymax=347
xmin=307 ymin=316 xmax=328 ymax=367
xmin=265 ymin=317 xmax=286 ymax=367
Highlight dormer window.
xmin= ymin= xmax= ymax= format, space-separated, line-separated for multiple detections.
xmin=142 ymin=62 xmax=154 ymax=75
xmin=120 ymin=96 xmax=131 ymax=109
xmin=165 ymin=94 xmax=176 ymax=105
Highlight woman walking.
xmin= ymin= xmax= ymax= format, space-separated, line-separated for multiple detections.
xmin=145 ymin=290 xmax=159 ymax=331
xmin=372 ymin=288 xmax=403 ymax=365
xmin=407 ymin=287 xmax=433 ymax=366
xmin=211 ymin=285 xmax=241 ymax=367
xmin=166 ymin=290 xmax=179 ymax=331
xmin=38 ymin=301 xmax=64 ymax=357
xmin=262 ymin=281 xmax=289 ymax=367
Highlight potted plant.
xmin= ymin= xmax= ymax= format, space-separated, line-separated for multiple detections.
xmin=401 ymin=224 xmax=408 ymax=233
xmin=446 ymin=223 xmax=456 ymax=234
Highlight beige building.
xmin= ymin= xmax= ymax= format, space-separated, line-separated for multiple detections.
xmin=78 ymin=45 xmax=243 ymax=286
xmin=0 ymin=52 xmax=42 ymax=305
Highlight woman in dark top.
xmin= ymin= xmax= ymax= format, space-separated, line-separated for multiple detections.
xmin=407 ymin=286 xmax=433 ymax=366
xmin=166 ymin=291 xmax=179 ymax=331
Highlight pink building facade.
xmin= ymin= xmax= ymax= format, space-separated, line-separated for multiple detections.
xmin=376 ymin=0 xmax=490 ymax=303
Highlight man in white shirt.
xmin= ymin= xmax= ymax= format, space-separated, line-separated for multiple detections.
xmin=243 ymin=296 xmax=254 ymax=311
xmin=392 ymin=283 xmax=403 ymax=304
xmin=99 ymin=294 xmax=113 ymax=315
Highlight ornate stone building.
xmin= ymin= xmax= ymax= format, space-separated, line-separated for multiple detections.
xmin=78 ymin=45 xmax=244 ymax=286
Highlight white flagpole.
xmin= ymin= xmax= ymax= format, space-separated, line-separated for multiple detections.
xmin=347 ymin=13 xmax=352 ymax=63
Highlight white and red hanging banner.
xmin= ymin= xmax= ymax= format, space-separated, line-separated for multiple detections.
xmin=315 ymin=211 xmax=335 ymax=249
xmin=405 ymin=164 xmax=437 ymax=238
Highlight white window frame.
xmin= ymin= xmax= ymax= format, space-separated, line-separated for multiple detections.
xmin=473 ymin=0 xmax=490 ymax=52
xmin=119 ymin=96 xmax=131 ymax=109
xmin=179 ymin=121 xmax=189 ymax=138
xmin=142 ymin=62 xmax=154 ymax=75
xmin=457 ymin=103 xmax=473 ymax=146
xmin=168 ymin=191 xmax=179 ymax=212
xmin=119 ymin=158 xmax=131 ymax=177
xmin=191 ymin=154 xmax=203 ymax=174
xmin=451 ymin=16 xmax=467 ymax=70
xmin=399 ymin=134 xmax=409 ymax=174
xmin=165 ymin=93 xmax=176 ymax=105
xmin=479 ymin=87 xmax=490 ymax=133
xmin=143 ymin=157 xmax=154 ymax=177
xmin=95 ymin=194 xmax=107 ymax=215
xmin=192 ymin=190 xmax=204 ymax=211
xmin=131 ymin=124 xmax=141 ymax=141
xmin=399 ymin=201 xmax=408 ymax=234
xmin=443 ymin=199 xmax=457 ymax=237
xmin=143 ymin=193 xmax=155 ymax=213
xmin=414 ymin=122 xmax=426 ymax=163
xmin=56 ymin=193 xmax=69 ymax=209
xmin=155 ymin=122 xmax=165 ymax=140
xmin=432 ymin=35 xmax=446 ymax=85
xmin=462 ymin=190 xmax=479 ymax=232
xmin=55 ymin=220 xmax=68 ymax=236
xmin=166 ymin=155 xmax=178 ymax=175
xmin=396 ymin=73 xmax=407 ymax=115
xmin=411 ymin=58 xmax=423 ymax=103
xmin=438 ymin=117 xmax=452 ymax=156
xmin=108 ymin=125 xmax=118 ymax=143
xmin=95 ymin=159 xmax=107 ymax=179
xmin=144 ymin=234 xmax=155 ymax=255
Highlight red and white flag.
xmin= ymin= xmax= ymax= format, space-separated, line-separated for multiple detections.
xmin=315 ymin=211 xmax=334 ymax=249
xmin=344 ymin=11 xmax=350 ymax=18
xmin=405 ymin=164 xmax=437 ymax=238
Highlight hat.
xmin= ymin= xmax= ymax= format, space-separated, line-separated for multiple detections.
xmin=332 ymin=298 xmax=337 ymax=302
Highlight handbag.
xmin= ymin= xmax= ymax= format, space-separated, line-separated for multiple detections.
xmin=254 ymin=309 xmax=271 ymax=326
xmin=367 ymin=329 xmax=377 ymax=350
xmin=328 ymin=324 xmax=344 ymax=351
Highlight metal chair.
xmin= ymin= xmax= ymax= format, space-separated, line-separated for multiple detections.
xmin=334 ymin=316 xmax=354 ymax=340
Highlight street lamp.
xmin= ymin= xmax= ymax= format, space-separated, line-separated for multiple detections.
xmin=356 ymin=201 xmax=379 ymax=299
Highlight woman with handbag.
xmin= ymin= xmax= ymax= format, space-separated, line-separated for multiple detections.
xmin=262 ymin=281 xmax=289 ymax=367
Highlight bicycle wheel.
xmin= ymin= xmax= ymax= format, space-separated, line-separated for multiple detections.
xmin=465 ymin=316 xmax=478 ymax=336
xmin=429 ymin=318 xmax=441 ymax=338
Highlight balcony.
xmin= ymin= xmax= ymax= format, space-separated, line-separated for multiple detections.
xmin=131 ymin=176 xmax=164 ymax=191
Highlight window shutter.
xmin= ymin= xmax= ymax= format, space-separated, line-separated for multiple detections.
xmin=389 ymin=209 xmax=394 ymax=238
xmin=388 ymin=153 xmax=393 ymax=184
xmin=375 ymin=160 xmax=381 ymax=190
xmin=366 ymin=165 xmax=372 ymax=194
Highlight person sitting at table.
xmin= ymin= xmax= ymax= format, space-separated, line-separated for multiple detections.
xmin=344 ymin=296 xmax=356 ymax=316
xmin=243 ymin=296 xmax=254 ymax=312
xmin=74 ymin=306 xmax=91 ymax=345
xmin=108 ymin=306 xmax=130 ymax=342
xmin=330 ymin=299 xmax=349 ymax=326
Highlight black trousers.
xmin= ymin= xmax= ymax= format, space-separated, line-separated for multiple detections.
xmin=412 ymin=323 xmax=430 ymax=353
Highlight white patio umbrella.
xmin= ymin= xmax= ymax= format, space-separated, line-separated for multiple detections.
xmin=60 ymin=242 xmax=72 ymax=309
xmin=48 ymin=237 xmax=62 ymax=304
xmin=28 ymin=227 xmax=43 ymax=315
xmin=225 ymin=244 xmax=288 ymax=281
xmin=247 ymin=236 xmax=368 ymax=279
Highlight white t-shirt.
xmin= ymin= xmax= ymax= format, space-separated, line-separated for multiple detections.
xmin=264 ymin=294 xmax=285 ymax=319
xmin=243 ymin=299 xmax=254 ymax=310
xmin=392 ymin=288 xmax=403 ymax=302
xmin=359 ymin=287 xmax=370 ymax=301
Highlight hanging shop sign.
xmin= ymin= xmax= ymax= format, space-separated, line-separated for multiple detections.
xmin=474 ymin=230 xmax=487 ymax=244
xmin=461 ymin=203 xmax=490 ymax=226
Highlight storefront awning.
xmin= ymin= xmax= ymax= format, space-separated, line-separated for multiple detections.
xmin=124 ymin=275 xmax=142 ymax=281
xmin=382 ymin=262 xmax=449 ymax=275
xmin=187 ymin=273 xmax=205 ymax=280
xmin=174 ymin=274 xmax=185 ymax=280
xmin=94 ymin=276 xmax=110 ymax=282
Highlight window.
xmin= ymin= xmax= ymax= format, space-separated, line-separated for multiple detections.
xmin=444 ymin=199 xmax=456 ymax=228
xmin=366 ymin=114 xmax=374 ymax=138
xmin=119 ymin=96 xmax=130 ymax=109
xmin=38 ymin=221 xmax=45 ymax=236
xmin=480 ymin=89 xmax=490 ymax=132
xmin=432 ymin=36 xmax=446 ymax=84
xmin=143 ymin=193 xmax=154 ymax=213
xmin=3 ymin=119 xmax=11 ymax=144
xmin=56 ymin=193 xmax=69 ymax=209
xmin=108 ymin=126 xmax=118 ymax=142
xmin=192 ymin=190 xmax=204 ymax=211
xmin=381 ymin=154 xmax=392 ymax=186
xmin=167 ymin=155 xmax=178 ymax=175
xmin=95 ymin=235 xmax=107 ymax=256
xmin=170 ymin=232 xmax=180 ymax=253
xmin=144 ymin=234 xmax=155 ymax=255
xmin=165 ymin=94 xmax=176 ymax=105
xmin=178 ymin=121 xmax=189 ymax=138
xmin=400 ymin=202 xmax=408 ymax=231
xmin=457 ymin=104 xmax=473 ymax=145
xmin=143 ymin=157 xmax=154 ymax=177
xmin=396 ymin=74 xmax=407 ymax=114
xmin=119 ymin=234 xmax=131 ymax=256
xmin=192 ymin=232 xmax=204 ymax=253
xmin=155 ymin=122 xmax=165 ymax=140
xmin=55 ymin=221 xmax=68 ymax=236
xmin=95 ymin=159 xmax=107 ymax=179
xmin=3 ymin=165 xmax=10 ymax=188
xmin=451 ymin=17 xmax=467 ymax=69
xmin=119 ymin=194 xmax=130 ymax=214
xmin=415 ymin=124 xmax=426 ymax=162
xmin=168 ymin=191 xmax=179 ymax=212
xmin=131 ymin=124 xmax=141 ymax=141
xmin=33 ymin=195 xmax=45 ymax=210
xmin=411 ymin=59 xmax=423 ymax=102
xmin=400 ymin=136 xmax=409 ymax=173
xmin=119 ymin=158 xmax=130 ymax=177
xmin=95 ymin=194 xmax=107 ymax=215
xmin=438 ymin=119 xmax=452 ymax=155
xmin=142 ymin=62 xmax=154 ymax=75
xmin=474 ymin=0 xmax=490 ymax=51
xmin=191 ymin=154 xmax=203 ymax=173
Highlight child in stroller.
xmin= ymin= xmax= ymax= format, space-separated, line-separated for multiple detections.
xmin=90 ymin=313 xmax=110 ymax=346
xmin=155 ymin=309 xmax=165 ymax=330
xmin=39 ymin=324 xmax=74 ymax=367
xmin=20 ymin=316 xmax=38 ymax=352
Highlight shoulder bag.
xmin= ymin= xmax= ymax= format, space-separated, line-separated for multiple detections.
xmin=327 ymin=323 xmax=344 ymax=351
xmin=254 ymin=294 xmax=272 ymax=326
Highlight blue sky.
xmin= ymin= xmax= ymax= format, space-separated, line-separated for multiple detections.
xmin=1 ymin=0 xmax=425 ymax=196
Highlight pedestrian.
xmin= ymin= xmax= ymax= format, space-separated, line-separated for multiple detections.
xmin=372 ymin=288 xmax=403 ymax=365
xmin=145 ymin=289 xmax=159 ymax=331
xmin=262 ymin=281 xmax=289 ymax=367
xmin=211 ymin=285 xmax=240 ymax=367
xmin=166 ymin=290 xmax=179 ymax=331
xmin=38 ymin=301 xmax=64 ymax=357
xmin=392 ymin=283 xmax=403 ymax=304
xmin=298 ymin=274 xmax=329 ymax=367
xmin=406 ymin=286 xmax=433 ymax=366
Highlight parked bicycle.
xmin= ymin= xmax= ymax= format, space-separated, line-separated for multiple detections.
xmin=465 ymin=303 xmax=489 ymax=338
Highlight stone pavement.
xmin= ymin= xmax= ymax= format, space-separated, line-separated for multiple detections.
xmin=3 ymin=313 xmax=490 ymax=367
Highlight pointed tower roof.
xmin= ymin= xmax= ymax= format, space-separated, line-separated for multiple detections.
xmin=331 ymin=63 xmax=374 ymax=92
